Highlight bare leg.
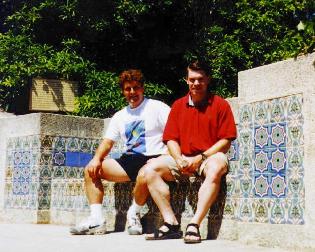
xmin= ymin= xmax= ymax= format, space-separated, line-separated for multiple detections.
xmin=133 ymin=167 xmax=149 ymax=205
xmin=185 ymin=155 xmax=227 ymax=241
xmin=144 ymin=156 xmax=178 ymax=235
xmin=84 ymin=158 xmax=130 ymax=204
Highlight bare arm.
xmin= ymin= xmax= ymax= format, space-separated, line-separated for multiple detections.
xmin=202 ymin=138 xmax=231 ymax=157
xmin=87 ymin=138 xmax=115 ymax=179
xmin=166 ymin=140 xmax=188 ymax=170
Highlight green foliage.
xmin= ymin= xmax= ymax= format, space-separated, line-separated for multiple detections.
xmin=74 ymin=71 xmax=171 ymax=118
xmin=186 ymin=0 xmax=314 ymax=97
xmin=0 ymin=0 xmax=314 ymax=116
xmin=0 ymin=32 xmax=93 ymax=111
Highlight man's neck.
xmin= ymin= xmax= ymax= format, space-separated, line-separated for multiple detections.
xmin=190 ymin=93 xmax=208 ymax=107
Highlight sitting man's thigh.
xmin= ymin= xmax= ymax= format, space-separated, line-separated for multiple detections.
xmin=99 ymin=158 xmax=130 ymax=182
xmin=202 ymin=152 xmax=228 ymax=178
xmin=144 ymin=155 xmax=176 ymax=182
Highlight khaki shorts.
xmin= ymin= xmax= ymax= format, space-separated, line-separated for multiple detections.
xmin=158 ymin=152 xmax=229 ymax=183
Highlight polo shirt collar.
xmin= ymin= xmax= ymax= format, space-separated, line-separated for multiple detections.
xmin=186 ymin=93 xmax=213 ymax=107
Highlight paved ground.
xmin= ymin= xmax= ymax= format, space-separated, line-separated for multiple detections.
xmin=0 ymin=223 xmax=291 ymax=252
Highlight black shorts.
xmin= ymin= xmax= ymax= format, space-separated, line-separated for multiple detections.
xmin=115 ymin=153 xmax=160 ymax=181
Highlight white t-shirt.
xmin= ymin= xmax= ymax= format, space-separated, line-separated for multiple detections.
xmin=105 ymin=98 xmax=170 ymax=156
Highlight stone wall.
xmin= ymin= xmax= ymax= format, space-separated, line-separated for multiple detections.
xmin=218 ymin=52 xmax=315 ymax=250
xmin=0 ymin=114 xmax=105 ymax=223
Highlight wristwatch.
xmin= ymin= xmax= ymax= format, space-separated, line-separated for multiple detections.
xmin=200 ymin=153 xmax=207 ymax=162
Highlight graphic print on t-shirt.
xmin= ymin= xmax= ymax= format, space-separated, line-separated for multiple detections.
xmin=125 ymin=120 xmax=146 ymax=154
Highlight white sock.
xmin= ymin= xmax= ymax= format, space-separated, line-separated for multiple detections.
xmin=90 ymin=204 xmax=103 ymax=221
xmin=129 ymin=199 xmax=142 ymax=213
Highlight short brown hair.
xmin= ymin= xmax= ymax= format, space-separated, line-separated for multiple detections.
xmin=187 ymin=60 xmax=211 ymax=77
xmin=119 ymin=69 xmax=144 ymax=89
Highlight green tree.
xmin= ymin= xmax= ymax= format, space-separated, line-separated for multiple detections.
xmin=0 ymin=0 xmax=314 ymax=116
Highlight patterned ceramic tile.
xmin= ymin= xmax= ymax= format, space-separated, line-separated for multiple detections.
xmin=52 ymin=137 xmax=66 ymax=152
xmin=4 ymin=135 xmax=107 ymax=212
xmin=287 ymin=94 xmax=303 ymax=121
xmin=227 ymin=139 xmax=239 ymax=161
xmin=270 ymin=174 xmax=287 ymax=198
xmin=270 ymin=199 xmax=286 ymax=224
xmin=240 ymin=176 xmax=253 ymax=198
xmin=66 ymin=138 xmax=80 ymax=152
xmin=228 ymin=161 xmax=239 ymax=175
xmin=79 ymin=138 xmax=92 ymax=152
xmin=239 ymin=104 xmax=253 ymax=129
xmin=226 ymin=175 xmax=236 ymax=197
xmin=237 ymin=94 xmax=304 ymax=225
xmin=270 ymin=97 xmax=286 ymax=123
xmin=41 ymin=135 xmax=53 ymax=151
xmin=237 ymin=198 xmax=254 ymax=222
xmin=7 ymin=137 xmax=41 ymax=198
xmin=223 ymin=198 xmax=238 ymax=220
xmin=287 ymin=120 xmax=304 ymax=147
xmin=287 ymin=177 xmax=304 ymax=198
xmin=238 ymin=151 xmax=253 ymax=176
xmin=287 ymin=147 xmax=304 ymax=173
xmin=253 ymin=174 xmax=270 ymax=198
xmin=238 ymin=128 xmax=253 ymax=149
xmin=287 ymin=198 xmax=305 ymax=224
xmin=253 ymin=198 xmax=270 ymax=223
xmin=253 ymin=101 xmax=270 ymax=126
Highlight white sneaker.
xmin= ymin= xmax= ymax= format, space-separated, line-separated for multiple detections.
xmin=70 ymin=216 xmax=106 ymax=235
xmin=127 ymin=209 xmax=143 ymax=235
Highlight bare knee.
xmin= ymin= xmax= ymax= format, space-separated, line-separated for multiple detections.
xmin=204 ymin=161 xmax=227 ymax=184
xmin=136 ymin=168 xmax=146 ymax=184
xmin=143 ymin=162 xmax=163 ymax=182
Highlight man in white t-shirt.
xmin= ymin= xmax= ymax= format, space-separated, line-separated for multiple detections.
xmin=70 ymin=69 xmax=170 ymax=235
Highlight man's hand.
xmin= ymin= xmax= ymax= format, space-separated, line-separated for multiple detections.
xmin=176 ymin=157 xmax=189 ymax=171
xmin=86 ymin=157 xmax=102 ymax=179
xmin=180 ymin=155 xmax=202 ymax=175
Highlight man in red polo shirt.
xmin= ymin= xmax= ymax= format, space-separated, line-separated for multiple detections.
xmin=144 ymin=61 xmax=237 ymax=243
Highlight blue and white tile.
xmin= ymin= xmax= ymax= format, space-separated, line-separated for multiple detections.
xmin=239 ymin=104 xmax=254 ymax=129
xmin=223 ymin=198 xmax=238 ymax=220
xmin=270 ymin=97 xmax=287 ymax=124
xmin=237 ymin=198 xmax=254 ymax=222
xmin=287 ymin=120 xmax=304 ymax=147
xmin=79 ymin=138 xmax=92 ymax=153
xmin=287 ymin=94 xmax=303 ymax=122
xmin=287 ymin=198 xmax=305 ymax=225
xmin=269 ymin=174 xmax=286 ymax=198
xmin=52 ymin=137 xmax=66 ymax=152
xmin=253 ymin=174 xmax=270 ymax=198
xmin=240 ymin=176 xmax=253 ymax=198
xmin=66 ymin=138 xmax=80 ymax=152
xmin=270 ymin=199 xmax=286 ymax=224
xmin=253 ymin=101 xmax=270 ymax=126
xmin=287 ymin=177 xmax=304 ymax=198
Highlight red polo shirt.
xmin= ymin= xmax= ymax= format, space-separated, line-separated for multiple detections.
xmin=163 ymin=94 xmax=237 ymax=156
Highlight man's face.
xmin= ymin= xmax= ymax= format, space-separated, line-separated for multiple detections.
xmin=122 ymin=80 xmax=144 ymax=108
xmin=186 ymin=69 xmax=209 ymax=102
